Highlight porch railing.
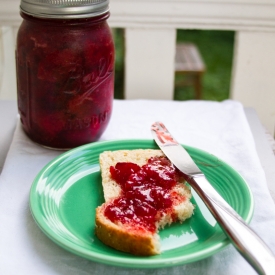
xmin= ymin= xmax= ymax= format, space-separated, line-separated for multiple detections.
xmin=1 ymin=0 xmax=275 ymax=135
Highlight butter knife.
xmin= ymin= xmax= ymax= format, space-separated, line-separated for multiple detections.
xmin=151 ymin=121 xmax=275 ymax=275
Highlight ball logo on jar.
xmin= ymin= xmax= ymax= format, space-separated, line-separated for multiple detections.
xmin=63 ymin=53 xmax=114 ymax=105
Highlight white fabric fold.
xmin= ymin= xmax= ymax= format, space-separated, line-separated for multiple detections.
xmin=0 ymin=99 xmax=275 ymax=275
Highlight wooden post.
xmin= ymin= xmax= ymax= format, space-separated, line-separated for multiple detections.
xmin=124 ymin=27 xmax=176 ymax=100
xmin=231 ymin=31 xmax=275 ymax=136
xmin=0 ymin=26 xmax=17 ymax=100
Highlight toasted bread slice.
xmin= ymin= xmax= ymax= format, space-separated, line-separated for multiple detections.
xmin=95 ymin=149 xmax=194 ymax=255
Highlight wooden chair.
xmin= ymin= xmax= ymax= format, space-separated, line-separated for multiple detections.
xmin=174 ymin=43 xmax=206 ymax=99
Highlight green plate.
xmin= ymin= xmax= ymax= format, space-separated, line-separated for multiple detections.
xmin=30 ymin=139 xmax=254 ymax=269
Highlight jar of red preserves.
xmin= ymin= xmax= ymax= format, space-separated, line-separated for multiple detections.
xmin=16 ymin=0 xmax=114 ymax=149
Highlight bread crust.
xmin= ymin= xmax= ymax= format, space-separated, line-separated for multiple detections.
xmin=95 ymin=149 xmax=194 ymax=255
xmin=95 ymin=204 xmax=160 ymax=255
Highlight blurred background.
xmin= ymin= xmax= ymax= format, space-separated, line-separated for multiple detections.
xmin=113 ymin=29 xmax=234 ymax=102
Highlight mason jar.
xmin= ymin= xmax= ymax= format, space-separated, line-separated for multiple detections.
xmin=16 ymin=0 xmax=115 ymax=149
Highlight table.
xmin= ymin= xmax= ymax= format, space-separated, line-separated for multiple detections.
xmin=0 ymin=99 xmax=275 ymax=275
xmin=0 ymin=100 xmax=17 ymax=172
xmin=1 ymin=100 xmax=274 ymax=202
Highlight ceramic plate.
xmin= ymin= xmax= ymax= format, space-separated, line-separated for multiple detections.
xmin=30 ymin=139 xmax=254 ymax=269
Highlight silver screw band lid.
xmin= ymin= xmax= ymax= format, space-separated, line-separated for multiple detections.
xmin=20 ymin=0 xmax=109 ymax=19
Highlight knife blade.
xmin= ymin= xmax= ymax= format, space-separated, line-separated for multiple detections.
xmin=151 ymin=121 xmax=275 ymax=275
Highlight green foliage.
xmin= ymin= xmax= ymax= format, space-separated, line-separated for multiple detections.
xmin=113 ymin=28 xmax=125 ymax=99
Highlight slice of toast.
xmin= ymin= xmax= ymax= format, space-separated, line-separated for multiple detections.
xmin=95 ymin=149 xmax=194 ymax=255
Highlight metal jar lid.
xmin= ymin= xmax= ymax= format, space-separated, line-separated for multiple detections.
xmin=20 ymin=0 xmax=109 ymax=19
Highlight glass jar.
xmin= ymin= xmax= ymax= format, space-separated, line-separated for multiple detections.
xmin=16 ymin=0 xmax=115 ymax=149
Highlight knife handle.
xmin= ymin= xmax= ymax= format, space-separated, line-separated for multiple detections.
xmin=189 ymin=174 xmax=275 ymax=275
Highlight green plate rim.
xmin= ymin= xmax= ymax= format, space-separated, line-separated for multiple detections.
xmin=29 ymin=139 xmax=254 ymax=269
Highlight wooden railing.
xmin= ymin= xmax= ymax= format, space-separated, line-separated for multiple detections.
xmin=1 ymin=0 xmax=275 ymax=136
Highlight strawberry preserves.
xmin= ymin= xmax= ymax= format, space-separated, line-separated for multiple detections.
xmin=16 ymin=0 xmax=114 ymax=149
xmin=105 ymin=157 xmax=186 ymax=233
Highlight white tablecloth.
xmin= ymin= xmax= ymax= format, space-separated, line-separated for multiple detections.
xmin=0 ymin=99 xmax=275 ymax=275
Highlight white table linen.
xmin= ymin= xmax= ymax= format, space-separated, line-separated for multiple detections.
xmin=0 ymin=99 xmax=275 ymax=275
